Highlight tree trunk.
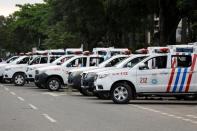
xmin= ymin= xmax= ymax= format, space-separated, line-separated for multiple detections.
xmin=181 ymin=17 xmax=187 ymax=43
xmin=159 ymin=0 xmax=181 ymax=46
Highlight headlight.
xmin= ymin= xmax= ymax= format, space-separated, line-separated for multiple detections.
xmin=94 ymin=74 xmax=98 ymax=81
xmin=35 ymin=70 xmax=39 ymax=75
xmin=5 ymin=68 xmax=11 ymax=71
xmin=68 ymin=72 xmax=73 ymax=77
xmin=98 ymin=74 xmax=109 ymax=79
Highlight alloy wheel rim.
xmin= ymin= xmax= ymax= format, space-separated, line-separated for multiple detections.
xmin=49 ymin=80 xmax=59 ymax=90
xmin=113 ymin=86 xmax=128 ymax=101
xmin=15 ymin=75 xmax=24 ymax=84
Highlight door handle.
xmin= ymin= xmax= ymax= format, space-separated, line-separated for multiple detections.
xmin=160 ymin=72 xmax=168 ymax=75
xmin=151 ymin=72 xmax=168 ymax=75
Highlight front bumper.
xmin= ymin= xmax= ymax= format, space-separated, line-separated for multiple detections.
xmin=34 ymin=73 xmax=48 ymax=87
xmin=81 ymin=76 xmax=95 ymax=91
xmin=94 ymin=77 xmax=113 ymax=91
xmin=26 ymin=73 xmax=35 ymax=82
xmin=3 ymin=71 xmax=13 ymax=79
xmin=26 ymin=78 xmax=34 ymax=82
xmin=68 ymin=74 xmax=82 ymax=89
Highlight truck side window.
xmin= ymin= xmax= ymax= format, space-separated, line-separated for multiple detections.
xmin=82 ymin=58 xmax=87 ymax=67
xmin=70 ymin=58 xmax=86 ymax=67
xmin=89 ymin=57 xmax=101 ymax=66
xmin=172 ymin=55 xmax=192 ymax=68
xmin=40 ymin=57 xmax=48 ymax=64
xmin=19 ymin=57 xmax=30 ymax=64
xmin=50 ymin=57 xmax=57 ymax=63
xmin=125 ymin=56 xmax=146 ymax=68
xmin=109 ymin=57 xmax=125 ymax=67
xmin=144 ymin=56 xmax=167 ymax=69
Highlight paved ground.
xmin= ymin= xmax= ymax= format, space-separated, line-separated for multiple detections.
xmin=1 ymin=83 xmax=197 ymax=131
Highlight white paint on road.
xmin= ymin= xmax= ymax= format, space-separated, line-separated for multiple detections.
xmin=4 ymin=87 xmax=9 ymax=91
xmin=186 ymin=115 xmax=197 ymax=119
xmin=10 ymin=92 xmax=16 ymax=95
xmin=42 ymin=114 xmax=57 ymax=123
xmin=42 ymin=92 xmax=79 ymax=97
xmin=132 ymin=104 xmax=197 ymax=125
xmin=29 ymin=104 xmax=38 ymax=110
xmin=17 ymin=96 xmax=25 ymax=101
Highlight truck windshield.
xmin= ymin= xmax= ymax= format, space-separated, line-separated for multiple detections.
xmin=115 ymin=56 xmax=147 ymax=68
xmin=6 ymin=56 xmax=19 ymax=63
xmin=29 ymin=57 xmax=40 ymax=65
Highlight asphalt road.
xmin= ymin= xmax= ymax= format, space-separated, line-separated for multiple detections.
xmin=1 ymin=83 xmax=197 ymax=131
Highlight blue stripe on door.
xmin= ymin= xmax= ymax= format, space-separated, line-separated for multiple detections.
xmin=172 ymin=68 xmax=182 ymax=92
xmin=179 ymin=68 xmax=188 ymax=92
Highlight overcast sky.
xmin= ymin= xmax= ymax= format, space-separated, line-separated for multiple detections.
xmin=0 ymin=0 xmax=43 ymax=16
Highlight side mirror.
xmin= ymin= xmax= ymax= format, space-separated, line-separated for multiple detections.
xmin=66 ymin=63 xmax=71 ymax=67
xmin=56 ymin=62 xmax=61 ymax=65
xmin=138 ymin=63 xmax=148 ymax=70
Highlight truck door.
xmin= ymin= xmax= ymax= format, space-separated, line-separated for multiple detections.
xmin=136 ymin=55 xmax=170 ymax=92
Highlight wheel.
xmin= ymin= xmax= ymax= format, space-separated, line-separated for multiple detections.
xmin=95 ymin=92 xmax=111 ymax=100
xmin=184 ymin=95 xmax=197 ymax=100
xmin=13 ymin=73 xmax=26 ymax=86
xmin=35 ymin=82 xmax=45 ymax=89
xmin=175 ymin=96 xmax=184 ymax=100
xmin=111 ymin=83 xmax=133 ymax=104
xmin=47 ymin=77 xmax=61 ymax=91
xmin=0 ymin=77 xmax=3 ymax=83
xmin=78 ymin=88 xmax=87 ymax=96
xmin=79 ymin=88 xmax=94 ymax=96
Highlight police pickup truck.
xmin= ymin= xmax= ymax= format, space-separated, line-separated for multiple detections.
xmin=94 ymin=51 xmax=197 ymax=104
xmin=81 ymin=54 xmax=148 ymax=99
xmin=80 ymin=47 xmax=170 ymax=99
xmin=34 ymin=55 xmax=104 ymax=91
xmin=1 ymin=56 xmax=30 ymax=83
xmin=67 ymin=55 xmax=129 ymax=96
xmin=3 ymin=55 xmax=60 ymax=86
xmin=26 ymin=55 xmax=74 ymax=84
xmin=0 ymin=56 xmax=19 ymax=82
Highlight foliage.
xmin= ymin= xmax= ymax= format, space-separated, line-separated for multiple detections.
xmin=0 ymin=0 xmax=196 ymax=52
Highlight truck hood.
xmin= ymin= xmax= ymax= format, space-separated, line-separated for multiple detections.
xmin=37 ymin=65 xmax=61 ymax=72
xmin=0 ymin=63 xmax=8 ymax=68
xmin=69 ymin=67 xmax=98 ymax=73
xmin=96 ymin=68 xmax=130 ymax=75
xmin=28 ymin=64 xmax=51 ymax=69
xmin=5 ymin=64 xmax=27 ymax=69
xmin=83 ymin=67 xmax=116 ymax=74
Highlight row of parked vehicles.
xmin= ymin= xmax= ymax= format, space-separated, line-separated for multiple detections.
xmin=1 ymin=44 xmax=197 ymax=104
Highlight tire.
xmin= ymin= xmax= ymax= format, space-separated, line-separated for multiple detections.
xmin=35 ymin=82 xmax=45 ymax=89
xmin=111 ymin=82 xmax=133 ymax=104
xmin=175 ymin=96 xmax=184 ymax=100
xmin=47 ymin=77 xmax=61 ymax=91
xmin=0 ymin=77 xmax=3 ymax=83
xmin=95 ymin=92 xmax=110 ymax=100
xmin=79 ymin=88 xmax=94 ymax=96
xmin=13 ymin=73 xmax=26 ymax=86
xmin=78 ymin=88 xmax=91 ymax=96
xmin=183 ymin=95 xmax=197 ymax=100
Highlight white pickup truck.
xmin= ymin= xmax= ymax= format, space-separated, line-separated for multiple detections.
xmin=3 ymin=55 xmax=60 ymax=86
xmin=26 ymin=55 xmax=74 ymax=83
xmin=94 ymin=52 xmax=197 ymax=104
xmin=67 ymin=55 xmax=129 ymax=96
xmin=0 ymin=56 xmax=19 ymax=82
xmin=1 ymin=56 xmax=30 ymax=82
xmin=34 ymin=55 xmax=104 ymax=91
